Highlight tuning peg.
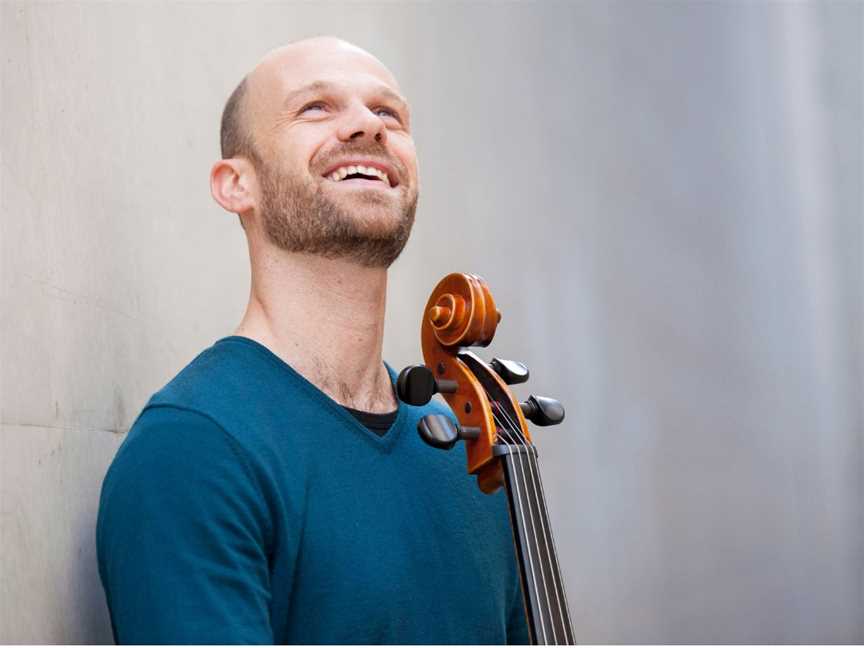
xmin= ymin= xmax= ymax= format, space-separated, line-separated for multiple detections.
xmin=490 ymin=358 xmax=530 ymax=385
xmin=417 ymin=414 xmax=481 ymax=450
xmin=519 ymin=395 xmax=565 ymax=426
xmin=397 ymin=365 xmax=458 ymax=406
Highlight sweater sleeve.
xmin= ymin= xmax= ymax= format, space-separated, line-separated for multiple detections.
xmin=96 ymin=406 xmax=275 ymax=644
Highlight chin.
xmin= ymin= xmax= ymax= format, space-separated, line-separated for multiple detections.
xmin=353 ymin=211 xmax=409 ymax=237
xmin=334 ymin=194 xmax=405 ymax=222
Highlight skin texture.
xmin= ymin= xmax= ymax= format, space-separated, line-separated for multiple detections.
xmin=210 ymin=37 xmax=419 ymax=412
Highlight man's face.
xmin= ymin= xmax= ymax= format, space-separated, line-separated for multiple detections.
xmin=247 ymin=40 xmax=419 ymax=267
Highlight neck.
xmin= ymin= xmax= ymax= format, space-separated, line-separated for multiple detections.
xmin=234 ymin=243 xmax=395 ymax=413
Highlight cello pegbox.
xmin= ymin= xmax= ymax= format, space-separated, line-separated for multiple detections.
xmin=418 ymin=273 xmax=531 ymax=493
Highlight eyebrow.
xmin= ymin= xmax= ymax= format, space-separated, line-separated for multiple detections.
xmin=282 ymin=80 xmax=409 ymax=114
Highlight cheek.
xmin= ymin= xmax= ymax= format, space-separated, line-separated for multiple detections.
xmin=271 ymin=130 xmax=325 ymax=175
xmin=393 ymin=140 xmax=418 ymax=183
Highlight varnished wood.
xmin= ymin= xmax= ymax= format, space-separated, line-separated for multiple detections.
xmin=415 ymin=273 xmax=574 ymax=642
xmin=419 ymin=274 xmax=534 ymax=491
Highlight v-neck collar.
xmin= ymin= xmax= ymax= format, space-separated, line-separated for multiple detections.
xmin=214 ymin=335 xmax=407 ymax=453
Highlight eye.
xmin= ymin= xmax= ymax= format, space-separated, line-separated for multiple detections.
xmin=299 ymin=102 xmax=327 ymax=115
xmin=374 ymin=106 xmax=401 ymax=122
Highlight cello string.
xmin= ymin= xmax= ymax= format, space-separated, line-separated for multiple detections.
xmin=494 ymin=402 xmax=571 ymax=644
xmin=493 ymin=401 xmax=569 ymax=644
xmin=492 ymin=412 xmax=550 ymax=645
xmin=526 ymin=446 xmax=576 ymax=643
xmin=493 ymin=413 xmax=549 ymax=644
xmin=491 ymin=404 xmax=556 ymax=645
xmin=493 ymin=410 xmax=562 ymax=646
xmin=495 ymin=403 xmax=571 ymax=642
xmin=493 ymin=417 xmax=551 ymax=645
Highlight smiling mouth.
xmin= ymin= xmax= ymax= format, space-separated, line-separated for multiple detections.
xmin=324 ymin=164 xmax=397 ymax=188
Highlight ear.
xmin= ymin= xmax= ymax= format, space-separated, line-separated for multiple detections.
xmin=210 ymin=158 xmax=256 ymax=215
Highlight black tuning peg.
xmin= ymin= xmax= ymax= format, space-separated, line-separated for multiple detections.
xmin=417 ymin=414 xmax=481 ymax=450
xmin=397 ymin=365 xmax=457 ymax=406
xmin=519 ymin=395 xmax=565 ymax=426
xmin=490 ymin=358 xmax=530 ymax=385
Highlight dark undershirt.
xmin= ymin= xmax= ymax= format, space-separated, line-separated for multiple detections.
xmin=344 ymin=406 xmax=399 ymax=436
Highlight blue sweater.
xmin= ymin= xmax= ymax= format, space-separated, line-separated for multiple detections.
xmin=97 ymin=336 xmax=529 ymax=644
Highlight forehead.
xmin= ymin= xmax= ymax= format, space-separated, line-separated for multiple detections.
xmin=255 ymin=41 xmax=404 ymax=109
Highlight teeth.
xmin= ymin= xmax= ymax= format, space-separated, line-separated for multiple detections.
xmin=328 ymin=164 xmax=391 ymax=186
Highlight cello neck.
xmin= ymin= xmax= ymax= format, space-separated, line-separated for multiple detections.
xmin=495 ymin=444 xmax=575 ymax=645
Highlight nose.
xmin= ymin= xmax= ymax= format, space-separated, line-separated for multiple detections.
xmin=337 ymin=102 xmax=387 ymax=145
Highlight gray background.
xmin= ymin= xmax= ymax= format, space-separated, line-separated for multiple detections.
xmin=1 ymin=0 xmax=861 ymax=643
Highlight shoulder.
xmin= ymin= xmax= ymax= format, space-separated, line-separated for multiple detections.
xmin=97 ymin=405 xmax=277 ymax=554
xmin=114 ymin=405 xmax=236 ymax=456
xmin=140 ymin=336 xmax=320 ymax=452
xmin=148 ymin=337 xmax=277 ymax=411
xmin=102 ymin=406 xmax=263 ymax=503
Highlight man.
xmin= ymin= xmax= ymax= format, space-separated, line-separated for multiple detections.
xmin=97 ymin=37 xmax=528 ymax=644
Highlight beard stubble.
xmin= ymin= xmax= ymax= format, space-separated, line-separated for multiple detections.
xmin=256 ymin=150 xmax=418 ymax=268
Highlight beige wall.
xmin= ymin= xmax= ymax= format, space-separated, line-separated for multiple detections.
xmin=1 ymin=1 xmax=861 ymax=643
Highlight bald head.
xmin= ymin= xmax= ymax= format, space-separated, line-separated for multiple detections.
xmin=211 ymin=36 xmax=418 ymax=267
xmin=252 ymin=37 xmax=397 ymax=89
xmin=219 ymin=37 xmax=400 ymax=162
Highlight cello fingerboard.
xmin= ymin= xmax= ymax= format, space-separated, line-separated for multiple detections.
xmin=497 ymin=446 xmax=575 ymax=645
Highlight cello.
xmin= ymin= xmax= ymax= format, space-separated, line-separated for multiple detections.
xmin=396 ymin=273 xmax=576 ymax=645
